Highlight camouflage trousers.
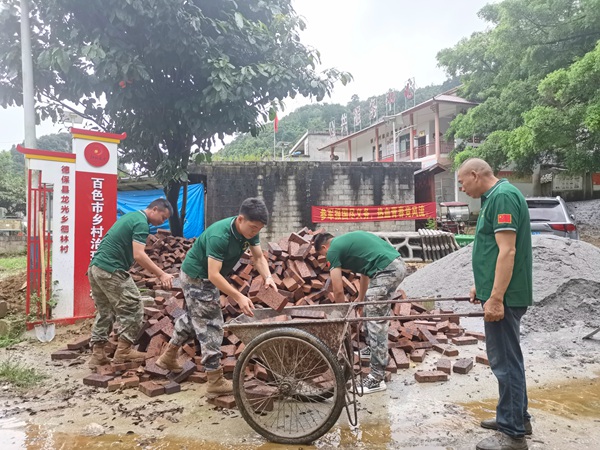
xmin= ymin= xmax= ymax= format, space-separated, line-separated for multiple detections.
xmin=364 ymin=257 xmax=406 ymax=380
xmin=88 ymin=265 xmax=143 ymax=345
xmin=170 ymin=270 xmax=223 ymax=370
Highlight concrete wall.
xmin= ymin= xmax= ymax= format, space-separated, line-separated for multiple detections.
xmin=0 ymin=235 xmax=26 ymax=255
xmin=191 ymin=161 xmax=420 ymax=243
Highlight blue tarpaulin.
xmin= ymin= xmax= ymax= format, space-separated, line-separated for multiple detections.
xmin=116 ymin=183 xmax=204 ymax=238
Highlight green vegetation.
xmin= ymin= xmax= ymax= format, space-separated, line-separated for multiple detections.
xmin=0 ymin=255 xmax=27 ymax=274
xmin=0 ymin=357 xmax=45 ymax=387
xmin=437 ymin=0 xmax=600 ymax=173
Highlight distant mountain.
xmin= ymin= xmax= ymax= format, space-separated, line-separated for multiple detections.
xmin=216 ymin=78 xmax=461 ymax=160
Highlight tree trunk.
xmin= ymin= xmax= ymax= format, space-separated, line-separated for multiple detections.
xmin=166 ymin=182 xmax=184 ymax=237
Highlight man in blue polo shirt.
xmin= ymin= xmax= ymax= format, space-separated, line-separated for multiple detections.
xmin=458 ymin=158 xmax=532 ymax=450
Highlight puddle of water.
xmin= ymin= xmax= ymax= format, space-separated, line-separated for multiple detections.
xmin=460 ymin=376 xmax=600 ymax=422
xmin=0 ymin=420 xmax=398 ymax=450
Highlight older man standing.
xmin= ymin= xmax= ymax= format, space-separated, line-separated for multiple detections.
xmin=458 ymin=158 xmax=532 ymax=450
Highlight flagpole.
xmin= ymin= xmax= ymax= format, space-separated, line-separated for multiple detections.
xmin=273 ymin=130 xmax=276 ymax=161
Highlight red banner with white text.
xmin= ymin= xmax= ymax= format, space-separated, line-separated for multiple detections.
xmin=311 ymin=202 xmax=436 ymax=223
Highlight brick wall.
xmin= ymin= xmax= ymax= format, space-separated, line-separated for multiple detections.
xmin=191 ymin=161 xmax=419 ymax=243
xmin=0 ymin=234 xmax=26 ymax=255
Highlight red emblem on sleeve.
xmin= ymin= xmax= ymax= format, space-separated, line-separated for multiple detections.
xmin=498 ymin=214 xmax=512 ymax=224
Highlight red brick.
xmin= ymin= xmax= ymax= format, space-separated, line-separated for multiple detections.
xmin=390 ymin=348 xmax=410 ymax=369
xmin=51 ymin=350 xmax=79 ymax=360
xmin=164 ymin=381 xmax=181 ymax=394
xmin=432 ymin=344 xmax=459 ymax=357
xmin=410 ymin=348 xmax=427 ymax=362
xmin=139 ymin=381 xmax=165 ymax=397
xmin=414 ymin=370 xmax=448 ymax=383
xmin=436 ymin=358 xmax=452 ymax=374
xmin=476 ymin=354 xmax=490 ymax=366
xmin=451 ymin=336 xmax=478 ymax=346
xmin=465 ymin=330 xmax=486 ymax=341
xmin=453 ymin=358 xmax=474 ymax=374
xmin=168 ymin=360 xmax=196 ymax=383
xmin=290 ymin=309 xmax=326 ymax=320
xmin=189 ymin=372 xmax=208 ymax=383
xmin=67 ymin=337 xmax=90 ymax=350
xmin=107 ymin=376 xmax=140 ymax=392
xmin=83 ymin=374 xmax=114 ymax=388
xmin=207 ymin=395 xmax=237 ymax=409
xmin=252 ymin=282 xmax=288 ymax=312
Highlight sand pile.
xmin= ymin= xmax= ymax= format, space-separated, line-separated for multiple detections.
xmin=399 ymin=235 xmax=600 ymax=332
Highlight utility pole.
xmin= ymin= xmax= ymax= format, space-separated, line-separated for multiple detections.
xmin=21 ymin=0 xmax=37 ymax=148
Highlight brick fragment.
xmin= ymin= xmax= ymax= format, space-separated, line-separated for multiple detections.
xmin=410 ymin=348 xmax=427 ymax=362
xmin=432 ymin=344 xmax=459 ymax=357
xmin=189 ymin=372 xmax=208 ymax=383
xmin=465 ymin=330 xmax=486 ymax=341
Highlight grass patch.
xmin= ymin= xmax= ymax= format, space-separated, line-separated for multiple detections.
xmin=0 ymin=314 xmax=26 ymax=348
xmin=0 ymin=357 xmax=45 ymax=388
xmin=0 ymin=254 xmax=27 ymax=273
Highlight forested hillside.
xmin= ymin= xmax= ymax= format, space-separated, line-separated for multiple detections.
xmin=217 ymin=78 xmax=460 ymax=160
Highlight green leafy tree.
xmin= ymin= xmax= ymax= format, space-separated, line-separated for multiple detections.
xmin=438 ymin=0 xmax=600 ymax=172
xmin=0 ymin=0 xmax=351 ymax=235
xmin=0 ymin=150 xmax=26 ymax=214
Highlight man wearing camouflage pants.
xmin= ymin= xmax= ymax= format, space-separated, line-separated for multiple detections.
xmin=315 ymin=231 xmax=406 ymax=394
xmin=157 ymin=198 xmax=276 ymax=398
xmin=88 ymin=198 xmax=174 ymax=368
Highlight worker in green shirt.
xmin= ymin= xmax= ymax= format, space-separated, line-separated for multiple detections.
xmin=157 ymin=197 xmax=276 ymax=398
xmin=458 ymin=158 xmax=532 ymax=450
xmin=314 ymin=231 xmax=405 ymax=394
xmin=88 ymin=198 xmax=174 ymax=369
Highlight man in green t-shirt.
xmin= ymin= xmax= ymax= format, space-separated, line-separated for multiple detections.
xmin=88 ymin=198 xmax=174 ymax=369
xmin=157 ymin=198 xmax=276 ymax=398
xmin=314 ymin=231 xmax=405 ymax=394
xmin=458 ymin=158 xmax=532 ymax=450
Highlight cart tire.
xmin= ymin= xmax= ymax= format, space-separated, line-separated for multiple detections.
xmin=233 ymin=328 xmax=346 ymax=445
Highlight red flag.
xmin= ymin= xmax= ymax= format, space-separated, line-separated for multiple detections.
xmin=273 ymin=114 xmax=279 ymax=133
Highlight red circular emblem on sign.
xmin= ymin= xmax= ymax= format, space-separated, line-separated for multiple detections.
xmin=84 ymin=142 xmax=110 ymax=167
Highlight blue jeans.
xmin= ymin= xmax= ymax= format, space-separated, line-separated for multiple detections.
xmin=484 ymin=305 xmax=531 ymax=438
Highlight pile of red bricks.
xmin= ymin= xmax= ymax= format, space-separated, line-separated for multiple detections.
xmin=51 ymin=228 xmax=486 ymax=407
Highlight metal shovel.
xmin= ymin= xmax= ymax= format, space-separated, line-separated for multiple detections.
xmin=35 ymin=213 xmax=55 ymax=342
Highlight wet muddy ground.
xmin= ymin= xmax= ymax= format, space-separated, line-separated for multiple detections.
xmin=1 ymin=315 xmax=599 ymax=450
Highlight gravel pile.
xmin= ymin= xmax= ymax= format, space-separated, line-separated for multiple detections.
xmin=399 ymin=235 xmax=600 ymax=332
xmin=568 ymin=199 xmax=600 ymax=240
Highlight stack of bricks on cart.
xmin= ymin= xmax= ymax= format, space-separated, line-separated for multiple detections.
xmin=50 ymin=227 xmax=488 ymax=408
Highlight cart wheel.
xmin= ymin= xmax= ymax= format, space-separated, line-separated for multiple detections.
xmin=233 ymin=328 xmax=346 ymax=445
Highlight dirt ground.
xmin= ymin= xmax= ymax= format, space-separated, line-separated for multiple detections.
xmin=1 ymin=200 xmax=600 ymax=449
xmin=1 ymin=318 xmax=599 ymax=450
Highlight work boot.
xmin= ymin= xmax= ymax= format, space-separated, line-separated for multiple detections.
xmin=88 ymin=343 xmax=110 ymax=369
xmin=481 ymin=418 xmax=533 ymax=436
xmin=112 ymin=338 xmax=147 ymax=364
xmin=476 ymin=431 xmax=528 ymax=450
xmin=206 ymin=368 xmax=233 ymax=398
xmin=156 ymin=343 xmax=183 ymax=373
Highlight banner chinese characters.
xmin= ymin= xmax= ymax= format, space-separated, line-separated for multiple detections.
xmin=312 ymin=202 xmax=436 ymax=223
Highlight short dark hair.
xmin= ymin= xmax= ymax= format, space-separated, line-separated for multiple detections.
xmin=313 ymin=232 xmax=334 ymax=251
xmin=147 ymin=198 xmax=173 ymax=215
xmin=239 ymin=197 xmax=269 ymax=225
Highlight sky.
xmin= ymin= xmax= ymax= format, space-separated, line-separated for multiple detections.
xmin=0 ymin=0 xmax=492 ymax=150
